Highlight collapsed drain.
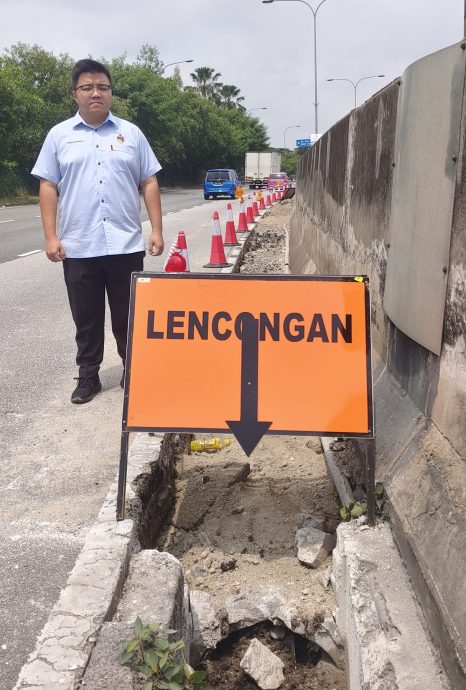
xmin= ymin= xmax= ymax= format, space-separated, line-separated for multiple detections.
xmin=203 ymin=622 xmax=346 ymax=690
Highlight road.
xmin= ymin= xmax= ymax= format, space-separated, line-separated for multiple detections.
xmin=0 ymin=189 xmax=248 ymax=689
xmin=0 ymin=188 xmax=209 ymax=264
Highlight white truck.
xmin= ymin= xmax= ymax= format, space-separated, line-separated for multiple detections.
xmin=245 ymin=151 xmax=281 ymax=187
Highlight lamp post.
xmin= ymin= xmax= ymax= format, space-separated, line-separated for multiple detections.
xmin=283 ymin=125 xmax=300 ymax=149
xmin=161 ymin=59 xmax=194 ymax=75
xmin=327 ymin=74 xmax=385 ymax=108
xmin=246 ymin=107 xmax=268 ymax=115
xmin=263 ymin=0 xmax=328 ymax=134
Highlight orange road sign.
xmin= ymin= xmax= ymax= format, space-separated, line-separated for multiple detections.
xmin=122 ymin=273 xmax=373 ymax=456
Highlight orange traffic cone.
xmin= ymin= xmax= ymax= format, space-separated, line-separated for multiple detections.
xmin=237 ymin=199 xmax=248 ymax=232
xmin=246 ymin=196 xmax=254 ymax=223
xmin=163 ymin=231 xmax=190 ymax=272
xmin=265 ymin=194 xmax=272 ymax=207
xmin=204 ymin=211 xmax=232 ymax=268
xmin=224 ymin=203 xmax=240 ymax=246
xmin=271 ymin=191 xmax=277 ymax=203
xmin=258 ymin=192 xmax=266 ymax=210
xmin=176 ymin=231 xmax=190 ymax=271
xmin=252 ymin=193 xmax=259 ymax=218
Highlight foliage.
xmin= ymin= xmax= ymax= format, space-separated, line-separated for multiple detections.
xmin=0 ymin=42 xmax=269 ymax=196
xmin=120 ymin=617 xmax=211 ymax=690
xmin=339 ymin=501 xmax=367 ymax=521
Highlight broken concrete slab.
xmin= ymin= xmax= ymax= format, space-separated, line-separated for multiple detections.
xmin=240 ymin=637 xmax=285 ymax=689
xmin=115 ymin=549 xmax=192 ymax=655
xmin=190 ymin=590 xmax=224 ymax=663
xmin=333 ymin=519 xmax=452 ymax=690
xmin=295 ymin=526 xmax=336 ymax=568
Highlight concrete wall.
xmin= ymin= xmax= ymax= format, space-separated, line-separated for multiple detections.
xmin=290 ymin=41 xmax=466 ymax=690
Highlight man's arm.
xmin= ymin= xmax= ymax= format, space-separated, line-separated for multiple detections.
xmin=140 ymin=176 xmax=164 ymax=256
xmin=39 ymin=179 xmax=65 ymax=262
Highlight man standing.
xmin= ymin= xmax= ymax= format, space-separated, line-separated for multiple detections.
xmin=32 ymin=59 xmax=164 ymax=403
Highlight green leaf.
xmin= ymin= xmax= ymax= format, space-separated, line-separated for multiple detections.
xmin=154 ymin=681 xmax=171 ymax=690
xmin=138 ymin=663 xmax=153 ymax=677
xmin=164 ymin=628 xmax=178 ymax=635
xmin=375 ymin=482 xmax=384 ymax=496
xmin=169 ymin=640 xmax=185 ymax=651
xmin=159 ymin=652 xmax=169 ymax=669
xmin=144 ymin=649 xmax=159 ymax=673
xmin=339 ymin=505 xmax=350 ymax=521
xmin=119 ymin=649 xmax=132 ymax=665
xmin=350 ymin=502 xmax=367 ymax=519
xmin=165 ymin=664 xmax=181 ymax=679
xmin=184 ymin=662 xmax=195 ymax=678
xmin=155 ymin=637 xmax=169 ymax=651
xmin=188 ymin=670 xmax=207 ymax=683
xmin=126 ymin=638 xmax=139 ymax=652
xmin=167 ymin=683 xmax=182 ymax=690
xmin=134 ymin=617 xmax=144 ymax=637
xmin=142 ymin=626 xmax=152 ymax=640
xmin=143 ymin=683 xmax=153 ymax=690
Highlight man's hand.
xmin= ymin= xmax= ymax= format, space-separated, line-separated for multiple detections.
xmin=45 ymin=236 xmax=66 ymax=262
xmin=148 ymin=229 xmax=164 ymax=256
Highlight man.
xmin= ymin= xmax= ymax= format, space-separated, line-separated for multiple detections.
xmin=32 ymin=59 xmax=164 ymax=403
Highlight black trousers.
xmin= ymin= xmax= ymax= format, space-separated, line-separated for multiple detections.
xmin=63 ymin=252 xmax=144 ymax=378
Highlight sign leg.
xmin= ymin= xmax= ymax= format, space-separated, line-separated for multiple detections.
xmin=366 ymin=437 xmax=376 ymax=526
xmin=116 ymin=432 xmax=129 ymax=521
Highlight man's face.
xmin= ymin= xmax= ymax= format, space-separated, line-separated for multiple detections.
xmin=73 ymin=71 xmax=112 ymax=125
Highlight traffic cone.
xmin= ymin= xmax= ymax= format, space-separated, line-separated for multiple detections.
xmin=224 ymin=203 xmax=240 ymax=246
xmin=237 ymin=199 xmax=248 ymax=232
xmin=271 ymin=191 xmax=277 ymax=203
xmin=176 ymin=231 xmax=190 ymax=271
xmin=204 ymin=211 xmax=232 ymax=268
xmin=246 ymin=196 xmax=254 ymax=223
xmin=252 ymin=193 xmax=259 ymax=218
xmin=258 ymin=191 xmax=266 ymax=210
xmin=163 ymin=231 xmax=190 ymax=272
xmin=265 ymin=194 xmax=272 ymax=207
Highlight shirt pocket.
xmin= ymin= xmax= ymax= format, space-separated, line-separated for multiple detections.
xmin=108 ymin=144 xmax=137 ymax=173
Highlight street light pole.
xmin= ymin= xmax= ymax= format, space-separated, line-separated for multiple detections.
xmin=327 ymin=74 xmax=385 ymax=108
xmin=161 ymin=59 xmax=194 ymax=75
xmin=283 ymin=125 xmax=300 ymax=149
xmin=263 ymin=0 xmax=329 ymax=134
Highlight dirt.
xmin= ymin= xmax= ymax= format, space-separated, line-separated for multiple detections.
xmin=156 ymin=200 xmax=347 ymax=690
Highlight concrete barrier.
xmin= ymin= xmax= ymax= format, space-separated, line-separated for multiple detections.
xmin=290 ymin=41 xmax=466 ymax=690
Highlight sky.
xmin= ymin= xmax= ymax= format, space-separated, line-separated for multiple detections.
xmin=0 ymin=0 xmax=463 ymax=149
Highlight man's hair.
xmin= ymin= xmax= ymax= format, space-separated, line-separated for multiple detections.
xmin=71 ymin=59 xmax=112 ymax=89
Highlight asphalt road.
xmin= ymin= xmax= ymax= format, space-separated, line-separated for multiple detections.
xmin=0 ymin=187 xmax=209 ymax=264
xmin=0 ymin=192 xmax=247 ymax=689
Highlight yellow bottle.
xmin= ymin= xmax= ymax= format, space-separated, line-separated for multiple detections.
xmin=190 ymin=437 xmax=231 ymax=453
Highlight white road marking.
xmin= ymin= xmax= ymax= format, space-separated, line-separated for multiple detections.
xmin=18 ymin=249 xmax=43 ymax=257
xmin=0 ymin=219 xmax=14 ymax=224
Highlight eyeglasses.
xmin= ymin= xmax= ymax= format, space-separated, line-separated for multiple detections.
xmin=75 ymin=83 xmax=112 ymax=94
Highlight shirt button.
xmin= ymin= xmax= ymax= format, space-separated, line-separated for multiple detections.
xmin=100 ymin=180 xmax=102 ymax=183
xmin=101 ymin=199 xmax=104 ymax=203
xmin=98 ymin=162 xmax=101 ymax=165
xmin=96 ymin=144 xmax=99 ymax=148
xmin=103 ymin=218 xmax=107 ymax=222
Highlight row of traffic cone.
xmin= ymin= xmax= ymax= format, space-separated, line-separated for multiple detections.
xmin=164 ymin=190 xmax=284 ymax=272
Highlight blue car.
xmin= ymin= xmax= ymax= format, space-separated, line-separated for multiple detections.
xmin=204 ymin=169 xmax=240 ymax=200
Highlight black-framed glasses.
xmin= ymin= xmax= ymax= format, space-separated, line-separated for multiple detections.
xmin=75 ymin=83 xmax=112 ymax=94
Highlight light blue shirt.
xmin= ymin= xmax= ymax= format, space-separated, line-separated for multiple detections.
xmin=32 ymin=111 xmax=162 ymax=258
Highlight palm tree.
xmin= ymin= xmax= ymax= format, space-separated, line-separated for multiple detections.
xmin=218 ymin=84 xmax=245 ymax=110
xmin=189 ymin=66 xmax=223 ymax=101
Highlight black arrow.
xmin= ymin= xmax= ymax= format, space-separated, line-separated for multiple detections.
xmin=227 ymin=313 xmax=271 ymax=456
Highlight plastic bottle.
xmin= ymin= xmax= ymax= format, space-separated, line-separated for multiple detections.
xmin=190 ymin=437 xmax=231 ymax=453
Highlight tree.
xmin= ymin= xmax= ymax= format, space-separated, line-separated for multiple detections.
xmin=218 ymin=84 xmax=245 ymax=110
xmin=136 ymin=43 xmax=163 ymax=74
xmin=188 ymin=66 xmax=223 ymax=101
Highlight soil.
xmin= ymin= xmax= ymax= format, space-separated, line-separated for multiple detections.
xmin=157 ymin=200 xmax=347 ymax=690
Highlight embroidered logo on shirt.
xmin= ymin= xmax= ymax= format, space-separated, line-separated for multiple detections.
xmin=116 ymin=133 xmax=125 ymax=144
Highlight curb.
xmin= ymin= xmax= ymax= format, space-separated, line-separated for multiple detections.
xmin=14 ymin=433 xmax=164 ymax=690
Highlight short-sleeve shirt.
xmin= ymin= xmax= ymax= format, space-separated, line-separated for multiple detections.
xmin=31 ymin=111 xmax=162 ymax=258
